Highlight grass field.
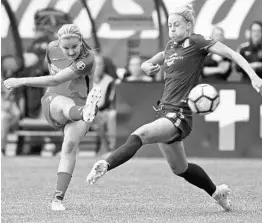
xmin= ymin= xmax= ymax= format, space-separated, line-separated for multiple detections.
xmin=1 ymin=156 xmax=262 ymax=223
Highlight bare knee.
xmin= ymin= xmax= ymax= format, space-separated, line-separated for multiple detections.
xmin=167 ymin=154 xmax=188 ymax=175
xmin=62 ymin=138 xmax=79 ymax=154
xmin=170 ymin=163 xmax=188 ymax=175
xmin=133 ymin=130 xmax=152 ymax=144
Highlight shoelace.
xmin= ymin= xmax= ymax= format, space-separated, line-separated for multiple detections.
xmin=219 ymin=192 xmax=225 ymax=198
xmin=53 ymin=200 xmax=62 ymax=204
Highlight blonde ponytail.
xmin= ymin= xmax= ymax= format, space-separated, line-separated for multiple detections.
xmin=169 ymin=3 xmax=195 ymax=26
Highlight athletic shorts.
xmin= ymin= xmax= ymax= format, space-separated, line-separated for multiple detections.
xmin=41 ymin=92 xmax=65 ymax=130
xmin=155 ymin=103 xmax=192 ymax=143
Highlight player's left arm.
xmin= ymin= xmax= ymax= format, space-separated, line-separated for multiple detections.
xmin=208 ymin=42 xmax=262 ymax=93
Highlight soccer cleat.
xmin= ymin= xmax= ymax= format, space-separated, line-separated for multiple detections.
xmin=51 ymin=199 xmax=66 ymax=211
xmin=212 ymin=184 xmax=232 ymax=211
xmin=83 ymin=87 xmax=102 ymax=123
xmin=86 ymin=160 xmax=109 ymax=185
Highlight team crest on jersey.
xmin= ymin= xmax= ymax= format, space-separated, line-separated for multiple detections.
xmin=182 ymin=39 xmax=190 ymax=48
xmin=76 ymin=61 xmax=86 ymax=70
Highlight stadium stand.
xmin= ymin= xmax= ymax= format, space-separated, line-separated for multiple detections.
xmin=6 ymin=116 xmax=100 ymax=157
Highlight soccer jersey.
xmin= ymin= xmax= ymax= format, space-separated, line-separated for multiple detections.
xmin=45 ymin=40 xmax=94 ymax=106
xmin=161 ymin=34 xmax=216 ymax=106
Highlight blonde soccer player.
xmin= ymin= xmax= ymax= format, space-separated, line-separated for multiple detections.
xmin=4 ymin=24 xmax=101 ymax=211
xmin=86 ymin=4 xmax=262 ymax=212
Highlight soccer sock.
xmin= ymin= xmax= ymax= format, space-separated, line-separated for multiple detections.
xmin=68 ymin=106 xmax=83 ymax=121
xmin=53 ymin=172 xmax=72 ymax=201
xmin=106 ymin=134 xmax=142 ymax=171
xmin=177 ymin=163 xmax=216 ymax=196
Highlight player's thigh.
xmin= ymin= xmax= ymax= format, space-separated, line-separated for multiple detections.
xmin=132 ymin=118 xmax=179 ymax=144
xmin=158 ymin=141 xmax=188 ymax=174
xmin=50 ymin=95 xmax=76 ymax=124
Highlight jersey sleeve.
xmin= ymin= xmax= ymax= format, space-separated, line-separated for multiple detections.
xmin=69 ymin=54 xmax=94 ymax=76
xmin=192 ymin=34 xmax=217 ymax=52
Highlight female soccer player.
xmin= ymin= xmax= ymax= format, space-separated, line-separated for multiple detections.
xmin=4 ymin=24 xmax=101 ymax=211
xmin=86 ymin=4 xmax=262 ymax=212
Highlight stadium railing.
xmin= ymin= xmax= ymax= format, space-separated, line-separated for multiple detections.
xmin=6 ymin=117 xmax=100 ymax=157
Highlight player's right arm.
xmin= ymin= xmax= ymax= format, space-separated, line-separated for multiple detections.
xmin=4 ymin=42 xmax=94 ymax=90
xmin=4 ymin=67 xmax=82 ymax=90
xmin=141 ymin=51 xmax=165 ymax=76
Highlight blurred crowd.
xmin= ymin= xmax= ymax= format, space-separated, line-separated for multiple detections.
xmin=1 ymin=6 xmax=262 ymax=156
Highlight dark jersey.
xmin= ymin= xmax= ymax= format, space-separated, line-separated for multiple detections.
xmin=161 ymin=34 xmax=216 ymax=106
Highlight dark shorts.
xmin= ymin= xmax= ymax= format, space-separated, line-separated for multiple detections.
xmin=41 ymin=92 xmax=65 ymax=130
xmin=155 ymin=103 xmax=192 ymax=143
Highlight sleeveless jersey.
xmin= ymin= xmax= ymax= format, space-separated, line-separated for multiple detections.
xmin=45 ymin=40 xmax=94 ymax=105
xmin=161 ymin=34 xmax=216 ymax=106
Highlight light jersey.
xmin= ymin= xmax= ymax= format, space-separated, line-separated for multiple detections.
xmin=161 ymin=34 xmax=216 ymax=106
xmin=45 ymin=40 xmax=94 ymax=106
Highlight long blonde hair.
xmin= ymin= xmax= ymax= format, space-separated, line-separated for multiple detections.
xmin=57 ymin=24 xmax=92 ymax=50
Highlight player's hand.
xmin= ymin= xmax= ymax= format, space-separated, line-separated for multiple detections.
xmin=3 ymin=78 xmax=23 ymax=90
xmin=251 ymin=76 xmax=262 ymax=95
xmin=141 ymin=62 xmax=161 ymax=76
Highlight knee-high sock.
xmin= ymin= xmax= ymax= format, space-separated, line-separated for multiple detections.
xmin=53 ymin=153 xmax=76 ymax=200
xmin=177 ymin=163 xmax=216 ymax=196
xmin=106 ymin=135 xmax=142 ymax=171
xmin=67 ymin=105 xmax=99 ymax=121
xmin=68 ymin=106 xmax=83 ymax=121
xmin=53 ymin=172 xmax=72 ymax=201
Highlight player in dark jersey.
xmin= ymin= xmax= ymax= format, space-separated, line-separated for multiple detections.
xmin=4 ymin=24 xmax=101 ymax=211
xmin=86 ymin=4 xmax=262 ymax=211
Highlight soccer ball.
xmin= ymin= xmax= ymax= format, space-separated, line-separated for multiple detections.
xmin=187 ymin=84 xmax=220 ymax=115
